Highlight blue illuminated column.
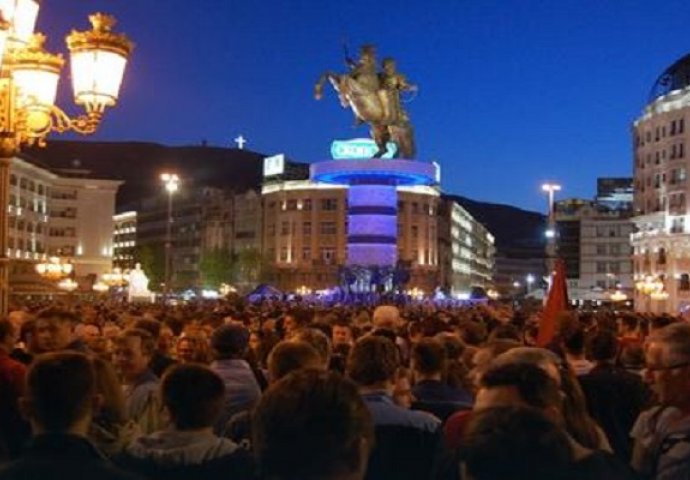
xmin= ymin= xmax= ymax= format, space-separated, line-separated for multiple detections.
xmin=310 ymin=158 xmax=437 ymax=269
xmin=347 ymin=184 xmax=398 ymax=266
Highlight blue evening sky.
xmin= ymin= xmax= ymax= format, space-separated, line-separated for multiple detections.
xmin=44 ymin=0 xmax=690 ymax=212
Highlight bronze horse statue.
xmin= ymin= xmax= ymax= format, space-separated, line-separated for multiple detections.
xmin=314 ymin=70 xmax=416 ymax=159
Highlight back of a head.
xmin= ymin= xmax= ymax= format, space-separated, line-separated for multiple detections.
xmin=268 ymin=340 xmax=322 ymax=382
xmin=372 ymin=305 xmax=400 ymax=330
xmin=479 ymin=362 xmax=562 ymax=410
xmin=253 ymin=369 xmax=373 ymax=480
xmin=26 ymin=352 xmax=95 ymax=432
xmin=347 ymin=335 xmax=399 ymax=387
xmin=412 ymin=337 xmax=446 ymax=376
xmin=162 ymin=364 xmax=226 ymax=430
xmin=587 ymin=329 xmax=618 ymax=363
xmin=293 ymin=328 xmax=331 ymax=367
xmin=462 ymin=406 xmax=573 ymax=480
xmin=562 ymin=325 xmax=586 ymax=356
xmin=211 ymin=323 xmax=249 ymax=358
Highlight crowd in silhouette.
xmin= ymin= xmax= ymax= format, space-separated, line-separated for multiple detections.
xmin=0 ymin=300 xmax=689 ymax=479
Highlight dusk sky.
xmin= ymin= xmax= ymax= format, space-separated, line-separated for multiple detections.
xmin=43 ymin=1 xmax=690 ymax=212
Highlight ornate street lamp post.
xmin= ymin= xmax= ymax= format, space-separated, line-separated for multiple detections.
xmin=161 ymin=173 xmax=179 ymax=300
xmin=0 ymin=5 xmax=133 ymax=315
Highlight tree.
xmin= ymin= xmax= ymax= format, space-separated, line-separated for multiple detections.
xmin=199 ymin=247 xmax=234 ymax=289
xmin=135 ymin=243 xmax=165 ymax=290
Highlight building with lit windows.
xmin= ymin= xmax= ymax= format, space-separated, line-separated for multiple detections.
xmin=113 ymin=211 xmax=137 ymax=269
xmin=8 ymin=155 xmax=121 ymax=293
xmin=554 ymin=188 xmax=633 ymax=303
xmin=261 ymin=153 xmax=492 ymax=295
xmin=631 ymin=53 xmax=690 ymax=313
xmin=437 ymin=197 xmax=495 ymax=296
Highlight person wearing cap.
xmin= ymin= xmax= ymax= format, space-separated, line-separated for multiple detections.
xmin=210 ymin=323 xmax=261 ymax=433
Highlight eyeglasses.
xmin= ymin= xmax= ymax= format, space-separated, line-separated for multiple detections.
xmin=644 ymin=361 xmax=690 ymax=372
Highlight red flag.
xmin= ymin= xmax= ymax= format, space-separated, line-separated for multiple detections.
xmin=537 ymin=258 xmax=569 ymax=347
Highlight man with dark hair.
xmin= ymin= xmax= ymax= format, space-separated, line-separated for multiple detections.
xmin=120 ymin=364 xmax=252 ymax=480
xmin=472 ymin=362 xmax=637 ymax=479
xmin=0 ymin=352 xmax=138 ymax=479
xmin=268 ymin=340 xmax=322 ymax=382
xmin=35 ymin=308 xmax=87 ymax=353
xmin=561 ymin=325 xmax=594 ymax=376
xmin=133 ymin=318 xmax=176 ymax=377
xmin=579 ymin=330 xmax=649 ymax=462
xmin=253 ymin=369 xmax=373 ymax=480
xmin=210 ymin=324 xmax=261 ymax=432
xmin=461 ymin=406 xmax=574 ymax=480
xmin=411 ymin=337 xmax=472 ymax=421
xmin=347 ymin=336 xmax=443 ymax=480
xmin=291 ymin=328 xmax=331 ymax=368
xmin=113 ymin=328 xmax=164 ymax=434
xmin=0 ymin=319 xmax=29 ymax=460
xmin=332 ymin=319 xmax=355 ymax=347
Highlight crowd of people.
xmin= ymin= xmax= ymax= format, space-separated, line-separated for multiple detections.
xmin=0 ymin=298 xmax=689 ymax=479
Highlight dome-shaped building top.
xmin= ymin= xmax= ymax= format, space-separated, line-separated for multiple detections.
xmin=648 ymin=53 xmax=690 ymax=103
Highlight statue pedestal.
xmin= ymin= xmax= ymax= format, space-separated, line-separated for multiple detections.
xmin=311 ymin=159 xmax=437 ymax=267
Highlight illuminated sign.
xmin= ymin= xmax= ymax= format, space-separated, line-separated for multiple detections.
xmin=263 ymin=154 xmax=285 ymax=177
xmin=330 ymin=138 xmax=397 ymax=160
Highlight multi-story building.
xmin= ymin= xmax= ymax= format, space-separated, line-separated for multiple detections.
xmin=437 ymin=196 xmax=495 ymax=296
xmin=128 ymin=186 xmax=263 ymax=289
xmin=8 ymin=155 xmax=121 ymax=294
xmin=555 ymin=182 xmax=633 ymax=302
xmin=631 ymin=53 xmax=690 ymax=313
xmin=261 ymin=166 xmax=493 ymax=294
xmin=113 ymin=211 xmax=137 ymax=269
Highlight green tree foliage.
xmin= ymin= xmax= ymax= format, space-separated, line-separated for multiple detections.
xmin=135 ymin=243 xmax=165 ymax=290
xmin=199 ymin=247 xmax=234 ymax=288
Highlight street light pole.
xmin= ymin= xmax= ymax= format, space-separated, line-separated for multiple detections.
xmin=541 ymin=182 xmax=562 ymax=276
xmin=0 ymin=7 xmax=132 ymax=316
xmin=161 ymin=173 xmax=179 ymax=301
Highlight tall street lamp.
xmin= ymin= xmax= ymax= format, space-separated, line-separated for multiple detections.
xmin=542 ymin=182 xmax=562 ymax=276
xmin=0 ymin=5 xmax=133 ymax=315
xmin=161 ymin=173 xmax=179 ymax=300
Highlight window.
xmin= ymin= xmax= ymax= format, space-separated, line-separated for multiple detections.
xmin=303 ymin=222 xmax=312 ymax=235
xmin=303 ymin=199 xmax=312 ymax=211
xmin=320 ymin=247 xmax=335 ymax=263
xmin=412 ymin=203 xmax=419 ymax=214
xmin=280 ymin=247 xmax=289 ymax=261
xmin=321 ymin=199 xmax=338 ymax=211
xmin=596 ymin=262 xmax=607 ymax=273
xmin=411 ymin=226 xmax=418 ymax=238
xmin=681 ymin=118 xmax=685 ymax=134
xmin=596 ymin=244 xmax=606 ymax=255
xmin=609 ymin=262 xmax=620 ymax=274
xmin=9 ymin=175 xmax=16 ymax=186
xmin=281 ymin=221 xmax=290 ymax=235
xmin=267 ymin=224 xmax=275 ymax=236
xmin=680 ymin=274 xmax=690 ymax=291
xmin=609 ymin=244 xmax=620 ymax=255
xmin=320 ymin=222 xmax=337 ymax=234
xmin=287 ymin=200 xmax=297 ymax=210
xmin=658 ymin=248 xmax=667 ymax=265
xmin=302 ymin=247 xmax=311 ymax=260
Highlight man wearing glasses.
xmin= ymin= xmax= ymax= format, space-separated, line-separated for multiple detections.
xmin=631 ymin=322 xmax=690 ymax=479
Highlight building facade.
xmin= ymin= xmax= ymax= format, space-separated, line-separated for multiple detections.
xmin=631 ymin=54 xmax=690 ymax=313
xmin=9 ymin=156 xmax=121 ymax=294
xmin=261 ymin=177 xmax=495 ymax=295
xmin=555 ymin=185 xmax=633 ymax=303
xmin=438 ymin=196 xmax=495 ymax=297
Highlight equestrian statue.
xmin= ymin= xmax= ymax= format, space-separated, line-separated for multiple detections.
xmin=314 ymin=44 xmax=418 ymax=159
